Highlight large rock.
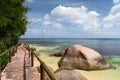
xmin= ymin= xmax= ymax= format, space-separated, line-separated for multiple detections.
xmin=55 ymin=69 xmax=88 ymax=80
xmin=58 ymin=45 xmax=112 ymax=70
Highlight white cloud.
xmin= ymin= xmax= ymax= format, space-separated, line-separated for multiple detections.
xmin=42 ymin=20 xmax=64 ymax=29
xmin=28 ymin=14 xmax=64 ymax=29
xmin=29 ymin=18 xmax=42 ymax=23
xmin=44 ymin=14 xmax=50 ymax=20
xmin=26 ymin=0 xmax=120 ymax=38
xmin=27 ymin=0 xmax=35 ymax=3
xmin=48 ymin=4 xmax=120 ymax=36
xmin=113 ymin=0 xmax=120 ymax=4
xmin=42 ymin=14 xmax=64 ymax=29
xmin=27 ymin=0 xmax=34 ymax=3
xmin=42 ymin=20 xmax=50 ymax=26
xmin=50 ymin=5 xmax=100 ymax=30
xmin=50 ymin=22 xmax=64 ymax=29
xmin=102 ymin=2 xmax=120 ymax=28
xmin=110 ymin=4 xmax=120 ymax=14
xmin=22 ymin=28 xmax=68 ymax=38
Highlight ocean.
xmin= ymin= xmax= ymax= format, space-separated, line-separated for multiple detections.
xmin=19 ymin=38 xmax=120 ymax=80
xmin=20 ymin=38 xmax=120 ymax=56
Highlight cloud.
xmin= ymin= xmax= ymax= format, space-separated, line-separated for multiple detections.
xmin=29 ymin=5 xmax=100 ymax=30
xmin=29 ymin=14 xmax=64 ymax=29
xmin=113 ymin=0 xmax=120 ymax=4
xmin=26 ymin=0 xmax=35 ymax=3
xmin=110 ymin=4 xmax=120 ymax=14
xmin=49 ymin=4 xmax=120 ymax=33
xmin=102 ymin=1 xmax=120 ymax=28
xmin=42 ymin=14 xmax=64 ymax=29
xmin=42 ymin=20 xmax=64 ymax=29
xmin=25 ymin=0 xmax=120 ymax=38
xmin=50 ymin=5 xmax=100 ymax=30
xmin=21 ymin=28 xmax=68 ymax=38
xmin=29 ymin=18 xmax=42 ymax=23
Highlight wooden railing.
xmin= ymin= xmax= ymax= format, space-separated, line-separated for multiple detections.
xmin=0 ymin=43 xmax=21 ymax=62
xmin=25 ymin=44 xmax=57 ymax=80
xmin=0 ymin=43 xmax=57 ymax=80
xmin=0 ymin=43 xmax=21 ymax=80
xmin=0 ymin=43 xmax=20 ymax=71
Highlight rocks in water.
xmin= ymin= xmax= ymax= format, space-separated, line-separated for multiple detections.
xmin=58 ymin=45 xmax=112 ymax=70
xmin=52 ymin=49 xmax=66 ymax=57
xmin=55 ymin=69 xmax=88 ymax=80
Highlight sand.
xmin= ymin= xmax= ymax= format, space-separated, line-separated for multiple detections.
xmin=31 ymin=44 xmax=120 ymax=80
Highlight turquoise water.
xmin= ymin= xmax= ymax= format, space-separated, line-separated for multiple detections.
xmin=20 ymin=37 xmax=120 ymax=70
xmin=20 ymin=38 xmax=120 ymax=56
xmin=20 ymin=38 xmax=120 ymax=80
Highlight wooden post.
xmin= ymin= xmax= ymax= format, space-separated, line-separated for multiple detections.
xmin=29 ymin=49 xmax=30 ymax=58
xmin=0 ymin=64 xmax=1 ymax=80
xmin=8 ymin=51 xmax=11 ymax=62
xmin=40 ymin=64 xmax=45 ymax=80
xmin=14 ymin=46 xmax=16 ymax=53
xmin=41 ymin=62 xmax=57 ymax=80
xmin=33 ymin=53 xmax=57 ymax=80
xmin=31 ymin=51 xmax=34 ymax=67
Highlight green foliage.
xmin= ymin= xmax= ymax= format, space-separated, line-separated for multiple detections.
xmin=0 ymin=0 xmax=29 ymax=47
xmin=0 ymin=0 xmax=29 ymax=70
xmin=0 ymin=42 xmax=7 ymax=71
xmin=0 ymin=51 xmax=9 ymax=70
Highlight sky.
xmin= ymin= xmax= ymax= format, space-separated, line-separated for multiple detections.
xmin=21 ymin=0 xmax=120 ymax=38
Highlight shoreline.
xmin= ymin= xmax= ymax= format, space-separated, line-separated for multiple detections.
xmin=31 ymin=44 xmax=120 ymax=80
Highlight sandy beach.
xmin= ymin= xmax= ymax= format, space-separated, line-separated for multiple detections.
xmin=31 ymin=44 xmax=120 ymax=80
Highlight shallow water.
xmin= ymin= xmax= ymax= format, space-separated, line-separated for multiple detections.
xmin=31 ymin=45 xmax=120 ymax=80
xmin=20 ymin=38 xmax=120 ymax=56
xmin=20 ymin=38 xmax=120 ymax=80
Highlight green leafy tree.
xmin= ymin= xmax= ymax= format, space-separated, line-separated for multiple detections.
xmin=0 ymin=0 xmax=29 ymax=70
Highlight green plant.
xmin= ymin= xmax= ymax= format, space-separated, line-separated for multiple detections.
xmin=0 ymin=0 xmax=29 ymax=70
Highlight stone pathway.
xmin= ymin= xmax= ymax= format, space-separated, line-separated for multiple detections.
xmin=1 ymin=44 xmax=40 ymax=80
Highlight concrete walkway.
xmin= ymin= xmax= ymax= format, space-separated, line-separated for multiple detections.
xmin=1 ymin=44 xmax=40 ymax=80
